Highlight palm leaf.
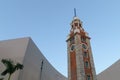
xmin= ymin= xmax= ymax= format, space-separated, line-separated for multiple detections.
xmin=0 ymin=78 xmax=4 ymax=80
xmin=1 ymin=69 xmax=9 ymax=75
xmin=1 ymin=59 xmax=14 ymax=69
xmin=1 ymin=58 xmax=24 ymax=80
xmin=15 ymin=63 xmax=23 ymax=70
xmin=1 ymin=59 xmax=15 ymax=75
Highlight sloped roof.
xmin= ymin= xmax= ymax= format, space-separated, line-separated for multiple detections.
xmin=0 ymin=37 xmax=30 ymax=62
xmin=0 ymin=37 xmax=67 ymax=80
xmin=97 ymin=59 xmax=120 ymax=80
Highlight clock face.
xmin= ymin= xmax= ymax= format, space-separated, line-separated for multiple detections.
xmin=82 ymin=43 xmax=88 ymax=50
xmin=70 ymin=44 xmax=75 ymax=51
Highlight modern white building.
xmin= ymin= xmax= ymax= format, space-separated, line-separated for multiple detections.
xmin=0 ymin=37 xmax=67 ymax=80
xmin=97 ymin=59 xmax=120 ymax=80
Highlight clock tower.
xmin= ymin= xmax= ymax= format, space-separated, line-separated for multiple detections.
xmin=66 ymin=12 xmax=97 ymax=80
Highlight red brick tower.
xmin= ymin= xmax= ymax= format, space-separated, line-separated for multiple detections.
xmin=66 ymin=10 xmax=97 ymax=80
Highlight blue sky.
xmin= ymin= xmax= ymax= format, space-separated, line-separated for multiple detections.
xmin=0 ymin=0 xmax=120 ymax=77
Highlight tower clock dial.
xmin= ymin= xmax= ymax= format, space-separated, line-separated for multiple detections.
xmin=82 ymin=43 xmax=88 ymax=50
xmin=70 ymin=44 xmax=75 ymax=51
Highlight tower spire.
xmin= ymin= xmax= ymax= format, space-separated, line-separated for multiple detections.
xmin=74 ymin=8 xmax=77 ymax=17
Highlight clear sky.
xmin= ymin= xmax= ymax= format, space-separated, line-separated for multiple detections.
xmin=0 ymin=0 xmax=120 ymax=77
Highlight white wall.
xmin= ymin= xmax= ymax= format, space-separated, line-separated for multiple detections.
xmin=97 ymin=59 xmax=120 ymax=80
xmin=19 ymin=38 xmax=67 ymax=80
xmin=0 ymin=37 xmax=67 ymax=80
xmin=0 ymin=37 xmax=29 ymax=80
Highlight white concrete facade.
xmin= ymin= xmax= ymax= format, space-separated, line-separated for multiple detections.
xmin=0 ymin=37 xmax=67 ymax=80
xmin=97 ymin=59 xmax=120 ymax=80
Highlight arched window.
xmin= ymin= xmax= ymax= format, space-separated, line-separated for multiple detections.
xmin=86 ymin=75 xmax=91 ymax=80
xmin=81 ymin=37 xmax=86 ymax=42
xmin=83 ymin=52 xmax=88 ymax=58
xmin=85 ymin=61 xmax=89 ymax=68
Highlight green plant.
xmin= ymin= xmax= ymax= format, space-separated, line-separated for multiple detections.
xmin=0 ymin=78 xmax=4 ymax=80
xmin=1 ymin=59 xmax=23 ymax=80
